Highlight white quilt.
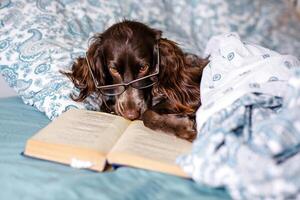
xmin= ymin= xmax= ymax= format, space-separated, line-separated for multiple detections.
xmin=178 ymin=33 xmax=300 ymax=200
xmin=196 ymin=33 xmax=300 ymax=132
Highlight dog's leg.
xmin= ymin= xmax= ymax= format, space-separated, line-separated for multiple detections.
xmin=142 ymin=109 xmax=197 ymax=142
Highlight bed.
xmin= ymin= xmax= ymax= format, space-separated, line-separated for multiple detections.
xmin=0 ymin=96 xmax=230 ymax=200
xmin=1 ymin=1 xmax=300 ymax=199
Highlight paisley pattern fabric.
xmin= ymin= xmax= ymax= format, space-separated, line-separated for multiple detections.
xmin=0 ymin=0 xmax=300 ymax=119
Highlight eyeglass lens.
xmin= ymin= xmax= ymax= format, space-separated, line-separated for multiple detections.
xmin=99 ymin=76 xmax=158 ymax=96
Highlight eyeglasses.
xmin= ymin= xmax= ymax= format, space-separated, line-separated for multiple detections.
xmin=86 ymin=44 xmax=160 ymax=96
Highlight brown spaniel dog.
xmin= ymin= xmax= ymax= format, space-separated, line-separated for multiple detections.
xmin=63 ymin=20 xmax=208 ymax=141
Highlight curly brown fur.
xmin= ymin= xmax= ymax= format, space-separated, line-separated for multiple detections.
xmin=62 ymin=20 xmax=208 ymax=142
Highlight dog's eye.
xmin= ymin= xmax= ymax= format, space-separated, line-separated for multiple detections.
xmin=109 ymin=67 xmax=119 ymax=74
xmin=139 ymin=65 xmax=149 ymax=73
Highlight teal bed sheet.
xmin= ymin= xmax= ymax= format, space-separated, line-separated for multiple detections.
xmin=0 ymin=96 xmax=230 ymax=200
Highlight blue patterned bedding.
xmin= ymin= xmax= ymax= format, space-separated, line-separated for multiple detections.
xmin=1 ymin=0 xmax=300 ymax=120
xmin=0 ymin=96 xmax=230 ymax=200
xmin=1 ymin=1 xmax=300 ymax=199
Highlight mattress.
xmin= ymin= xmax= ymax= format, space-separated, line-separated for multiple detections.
xmin=0 ymin=96 xmax=230 ymax=200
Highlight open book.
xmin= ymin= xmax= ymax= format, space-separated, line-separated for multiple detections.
xmin=24 ymin=109 xmax=192 ymax=177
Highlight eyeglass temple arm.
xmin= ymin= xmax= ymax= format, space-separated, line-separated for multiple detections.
xmin=155 ymin=43 xmax=160 ymax=73
xmin=85 ymin=52 xmax=99 ymax=86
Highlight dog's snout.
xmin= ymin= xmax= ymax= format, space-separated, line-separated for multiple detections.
xmin=115 ymin=88 xmax=146 ymax=120
xmin=123 ymin=109 xmax=140 ymax=120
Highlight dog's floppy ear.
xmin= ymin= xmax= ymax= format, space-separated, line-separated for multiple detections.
xmin=156 ymin=38 xmax=197 ymax=113
xmin=157 ymin=38 xmax=184 ymax=84
xmin=62 ymin=34 xmax=106 ymax=102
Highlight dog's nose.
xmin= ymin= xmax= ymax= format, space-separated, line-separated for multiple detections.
xmin=124 ymin=110 xmax=140 ymax=120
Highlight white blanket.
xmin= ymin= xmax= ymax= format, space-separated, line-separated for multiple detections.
xmin=196 ymin=33 xmax=300 ymax=132
xmin=178 ymin=33 xmax=300 ymax=200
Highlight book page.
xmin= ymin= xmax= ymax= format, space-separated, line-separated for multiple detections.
xmin=31 ymin=109 xmax=131 ymax=153
xmin=107 ymin=121 xmax=192 ymax=172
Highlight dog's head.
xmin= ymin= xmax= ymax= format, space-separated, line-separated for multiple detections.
xmin=67 ymin=21 xmax=161 ymax=120
xmin=65 ymin=20 xmax=207 ymax=121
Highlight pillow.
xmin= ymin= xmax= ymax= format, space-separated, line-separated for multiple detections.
xmin=1 ymin=0 xmax=300 ymax=120
xmin=0 ymin=0 xmax=103 ymax=119
xmin=160 ymin=0 xmax=300 ymax=57
xmin=0 ymin=0 xmax=168 ymax=119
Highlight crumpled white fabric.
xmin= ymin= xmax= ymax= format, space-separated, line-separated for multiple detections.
xmin=196 ymin=33 xmax=300 ymax=132
xmin=178 ymin=33 xmax=300 ymax=200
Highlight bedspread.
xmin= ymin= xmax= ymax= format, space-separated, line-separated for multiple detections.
xmin=0 ymin=97 xmax=230 ymax=200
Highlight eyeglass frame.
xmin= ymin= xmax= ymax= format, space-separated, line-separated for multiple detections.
xmin=85 ymin=44 xmax=160 ymax=96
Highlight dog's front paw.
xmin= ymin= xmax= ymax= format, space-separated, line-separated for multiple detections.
xmin=174 ymin=127 xmax=197 ymax=142
xmin=141 ymin=110 xmax=161 ymax=130
xmin=142 ymin=110 xmax=197 ymax=142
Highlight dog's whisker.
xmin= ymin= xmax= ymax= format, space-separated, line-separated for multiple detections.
xmin=119 ymin=101 xmax=124 ymax=113
xmin=116 ymin=102 xmax=124 ymax=116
